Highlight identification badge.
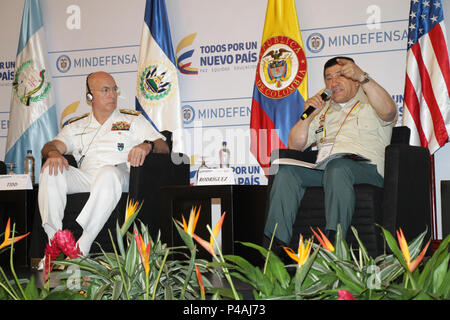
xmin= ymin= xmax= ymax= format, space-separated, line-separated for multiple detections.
xmin=316 ymin=142 xmax=333 ymax=164
xmin=315 ymin=128 xmax=324 ymax=134
xmin=117 ymin=143 xmax=124 ymax=151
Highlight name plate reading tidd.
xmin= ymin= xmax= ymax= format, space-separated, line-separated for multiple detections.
xmin=197 ymin=168 xmax=235 ymax=185
xmin=0 ymin=174 xmax=33 ymax=190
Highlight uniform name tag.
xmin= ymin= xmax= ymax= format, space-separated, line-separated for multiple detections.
xmin=0 ymin=174 xmax=32 ymax=190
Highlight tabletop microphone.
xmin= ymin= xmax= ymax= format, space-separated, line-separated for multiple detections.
xmin=300 ymin=88 xmax=332 ymax=120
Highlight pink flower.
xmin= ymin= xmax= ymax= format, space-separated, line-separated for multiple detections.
xmin=337 ymin=289 xmax=356 ymax=300
xmin=43 ymin=230 xmax=82 ymax=282
xmin=53 ymin=229 xmax=81 ymax=258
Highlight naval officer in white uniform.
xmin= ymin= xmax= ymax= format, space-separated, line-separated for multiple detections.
xmin=38 ymin=71 xmax=169 ymax=255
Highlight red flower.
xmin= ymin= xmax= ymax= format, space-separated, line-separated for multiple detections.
xmin=43 ymin=230 xmax=82 ymax=282
xmin=53 ymin=229 xmax=81 ymax=258
xmin=337 ymin=289 xmax=356 ymax=300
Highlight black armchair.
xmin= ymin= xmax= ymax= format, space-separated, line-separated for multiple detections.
xmin=30 ymin=131 xmax=189 ymax=259
xmin=267 ymin=126 xmax=432 ymax=257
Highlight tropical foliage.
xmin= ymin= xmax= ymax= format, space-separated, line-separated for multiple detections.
xmin=0 ymin=202 xmax=449 ymax=300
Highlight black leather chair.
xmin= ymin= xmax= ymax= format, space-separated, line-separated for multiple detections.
xmin=30 ymin=131 xmax=190 ymax=258
xmin=267 ymin=126 xmax=432 ymax=257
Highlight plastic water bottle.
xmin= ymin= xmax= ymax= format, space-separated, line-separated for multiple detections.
xmin=24 ymin=150 xmax=35 ymax=185
xmin=219 ymin=141 xmax=230 ymax=168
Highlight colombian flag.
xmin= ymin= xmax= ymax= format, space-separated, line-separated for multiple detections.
xmin=250 ymin=0 xmax=308 ymax=175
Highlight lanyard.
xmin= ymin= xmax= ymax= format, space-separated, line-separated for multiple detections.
xmin=321 ymin=100 xmax=360 ymax=141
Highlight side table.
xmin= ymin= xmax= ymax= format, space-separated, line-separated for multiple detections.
xmin=160 ymin=185 xmax=268 ymax=265
xmin=0 ymin=187 xmax=38 ymax=268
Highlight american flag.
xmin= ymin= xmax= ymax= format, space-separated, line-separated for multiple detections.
xmin=402 ymin=0 xmax=450 ymax=154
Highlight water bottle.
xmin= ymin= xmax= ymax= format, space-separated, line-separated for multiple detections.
xmin=219 ymin=141 xmax=230 ymax=168
xmin=24 ymin=150 xmax=35 ymax=185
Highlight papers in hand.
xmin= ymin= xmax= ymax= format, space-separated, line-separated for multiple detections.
xmin=271 ymin=152 xmax=370 ymax=170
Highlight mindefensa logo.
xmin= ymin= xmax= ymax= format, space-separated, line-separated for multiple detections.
xmin=182 ymin=104 xmax=195 ymax=124
xmin=306 ymin=32 xmax=325 ymax=53
xmin=56 ymin=55 xmax=71 ymax=73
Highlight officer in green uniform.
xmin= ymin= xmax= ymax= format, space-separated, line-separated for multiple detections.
xmin=264 ymin=57 xmax=398 ymax=246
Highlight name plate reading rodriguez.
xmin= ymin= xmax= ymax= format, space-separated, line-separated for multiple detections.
xmin=197 ymin=168 xmax=235 ymax=185
xmin=0 ymin=174 xmax=33 ymax=190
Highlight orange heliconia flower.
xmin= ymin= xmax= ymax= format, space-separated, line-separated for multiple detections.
xmin=192 ymin=212 xmax=226 ymax=256
xmin=181 ymin=206 xmax=201 ymax=236
xmin=134 ymin=228 xmax=151 ymax=275
xmin=396 ymin=228 xmax=430 ymax=273
xmin=283 ymin=235 xmax=313 ymax=266
xmin=194 ymin=265 xmax=205 ymax=298
xmin=310 ymin=227 xmax=335 ymax=252
xmin=0 ymin=218 xmax=29 ymax=250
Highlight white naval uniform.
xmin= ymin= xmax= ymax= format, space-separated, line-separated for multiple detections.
xmin=38 ymin=108 xmax=164 ymax=254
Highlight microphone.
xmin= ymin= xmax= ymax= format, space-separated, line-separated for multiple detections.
xmin=300 ymin=88 xmax=332 ymax=120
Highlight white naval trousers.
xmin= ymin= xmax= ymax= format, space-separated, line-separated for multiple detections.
xmin=38 ymin=164 xmax=129 ymax=254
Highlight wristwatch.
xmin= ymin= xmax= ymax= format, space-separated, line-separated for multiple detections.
xmin=143 ymin=140 xmax=154 ymax=153
xmin=359 ymin=72 xmax=370 ymax=84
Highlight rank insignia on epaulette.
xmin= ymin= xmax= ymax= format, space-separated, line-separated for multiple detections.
xmin=112 ymin=121 xmax=130 ymax=131
xmin=120 ymin=109 xmax=141 ymax=116
xmin=68 ymin=113 xmax=89 ymax=124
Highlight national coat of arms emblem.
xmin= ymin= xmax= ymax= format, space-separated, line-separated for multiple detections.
xmin=255 ymin=36 xmax=307 ymax=99
xmin=139 ymin=64 xmax=172 ymax=101
xmin=12 ymin=60 xmax=51 ymax=106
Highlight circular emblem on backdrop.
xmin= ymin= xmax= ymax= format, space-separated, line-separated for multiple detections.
xmin=12 ymin=60 xmax=51 ymax=106
xmin=306 ymin=33 xmax=325 ymax=53
xmin=138 ymin=61 xmax=176 ymax=106
xmin=255 ymin=36 xmax=307 ymax=99
xmin=56 ymin=55 xmax=71 ymax=73
xmin=182 ymin=105 xmax=195 ymax=124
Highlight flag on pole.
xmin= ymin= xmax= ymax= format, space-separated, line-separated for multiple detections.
xmin=402 ymin=0 xmax=450 ymax=154
xmin=250 ymin=0 xmax=308 ymax=175
xmin=5 ymin=0 xmax=58 ymax=182
xmin=136 ymin=0 xmax=184 ymax=153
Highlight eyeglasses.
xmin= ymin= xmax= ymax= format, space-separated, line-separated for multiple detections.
xmin=92 ymin=86 xmax=120 ymax=96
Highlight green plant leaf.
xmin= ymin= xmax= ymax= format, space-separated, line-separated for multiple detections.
xmin=116 ymin=220 xmax=126 ymax=258
xmin=328 ymin=262 xmax=365 ymax=294
xmin=438 ymin=268 xmax=450 ymax=299
xmin=294 ymin=245 xmax=320 ymax=292
xmin=173 ymin=219 xmax=195 ymax=250
xmin=334 ymin=225 xmax=350 ymax=261
xmin=431 ymin=254 xmax=449 ymax=294
xmin=224 ymin=254 xmax=258 ymax=283
xmin=380 ymin=226 xmax=410 ymax=271
xmin=125 ymin=237 xmax=138 ymax=276
xmin=350 ymin=226 xmax=370 ymax=261
xmin=237 ymin=241 xmax=290 ymax=289
xmin=23 ymin=275 xmax=39 ymax=300
xmin=112 ymin=280 xmax=123 ymax=300
xmin=253 ymin=267 xmax=273 ymax=297
xmin=45 ymin=289 xmax=86 ymax=300
xmin=120 ymin=200 xmax=143 ymax=237
xmin=418 ymin=234 xmax=450 ymax=291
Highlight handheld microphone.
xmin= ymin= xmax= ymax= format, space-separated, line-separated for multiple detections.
xmin=300 ymin=88 xmax=332 ymax=120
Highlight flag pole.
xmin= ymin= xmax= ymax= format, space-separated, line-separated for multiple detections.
xmin=430 ymin=154 xmax=441 ymax=250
